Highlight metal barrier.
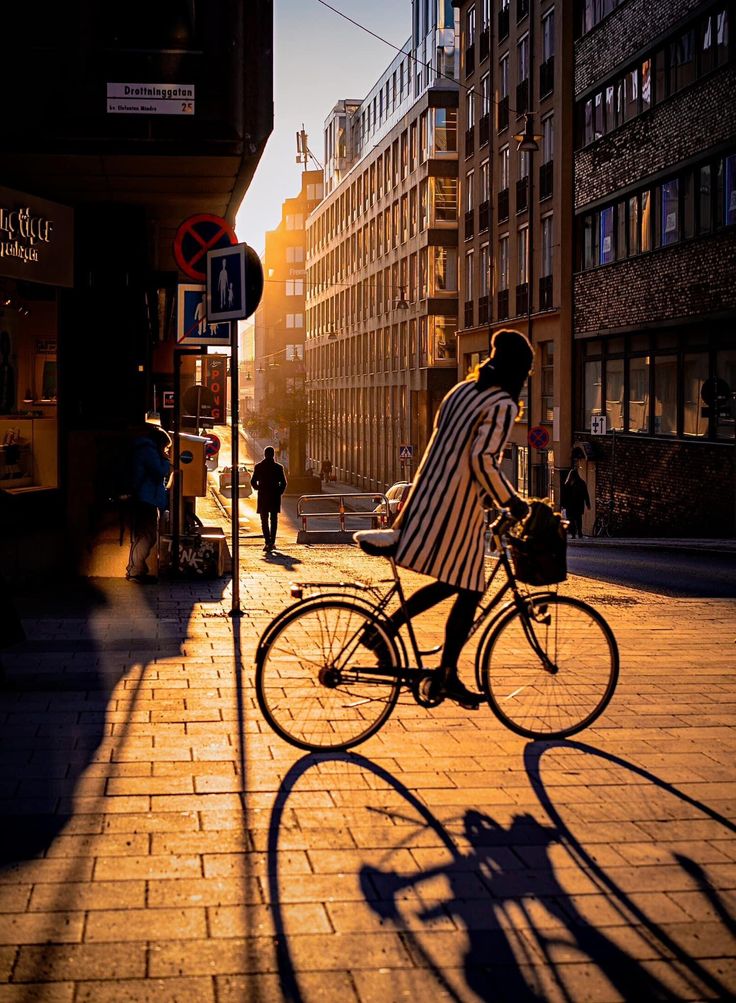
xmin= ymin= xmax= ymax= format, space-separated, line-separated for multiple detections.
xmin=296 ymin=492 xmax=389 ymax=539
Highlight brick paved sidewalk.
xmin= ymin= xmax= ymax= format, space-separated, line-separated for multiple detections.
xmin=1 ymin=530 xmax=735 ymax=1002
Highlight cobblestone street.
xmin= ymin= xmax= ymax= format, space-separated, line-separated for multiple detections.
xmin=1 ymin=520 xmax=735 ymax=1002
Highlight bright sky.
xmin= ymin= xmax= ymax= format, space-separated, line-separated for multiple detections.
xmin=235 ymin=0 xmax=411 ymax=254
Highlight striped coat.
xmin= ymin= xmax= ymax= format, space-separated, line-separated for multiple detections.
xmin=394 ymin=379 xmax=519 ymax=592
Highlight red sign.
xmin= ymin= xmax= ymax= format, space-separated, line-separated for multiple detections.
xmin=528 ymin=425 xmax=550 ymax=450
xmin=174 ymin=213 xmax=238 ymax=281
xmin=204 ymin=433 xmax=221 ymax=458
xmin=203 ymin=356 xmax=228 ymax=424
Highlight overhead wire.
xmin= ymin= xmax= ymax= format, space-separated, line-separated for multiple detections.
xmin=314 ymin=0 xmax=524 ymax=118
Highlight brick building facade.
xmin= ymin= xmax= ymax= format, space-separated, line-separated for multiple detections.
xmin=573 ymin=0 xmax=735 ymax=536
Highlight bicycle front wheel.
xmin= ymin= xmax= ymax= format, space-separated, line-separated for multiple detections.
xmin=481 ymin=595 xmax=619 ymax=739
xmin=256 ymin=600 xmax=401 ymax=751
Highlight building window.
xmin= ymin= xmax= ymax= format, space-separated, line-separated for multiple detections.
xmin=540 ymin=341 xmax=554 ymax=423
xmin=286 ymin=213 xmax=304 ymax=230
xmin=433 ymin=177 xmax=459 ymax=222
xmin=286 ymin=279 xmax=304 ymax=296
xmin=498 ymin=235 xmax=509 ymax=290
xmin=286 ymin=246 xmax=304 ymax=263
xmin=431 ymin=108 xmax=458 ymax=154
xmin=466 ymin=88 xmax=476 ymax=130
xmin=542 ymin=8 xmax=554 ymax=61
xmin=433 ymin=247 xmax=458 ymax=293
xmin=465 ymin=248 xmax=474 ymax=300
xmin=518 ymin=225 xmax=528 ymax=283
xmin=286 ymin=313 xmax=304 ymax=328
xmin=466 ymin=5 xmax=477 ymax=48
xmin=479 ymin=243 xmax=489 ymax=297
xmin=541 ymin=215 xmax=553 ymax=277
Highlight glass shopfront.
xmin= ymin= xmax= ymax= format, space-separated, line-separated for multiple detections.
xmin=0 ymin=186 xmax=73 ymax=493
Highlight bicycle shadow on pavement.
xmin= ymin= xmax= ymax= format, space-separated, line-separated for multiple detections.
xmin=524 ymin=739 xmax=736 ymax=1001
xmin=265 ymin=750 xmax=730 ymax=1002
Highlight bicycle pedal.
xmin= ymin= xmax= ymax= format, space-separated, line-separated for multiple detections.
xmin=415 ymin=674 xmax=444 ymax=708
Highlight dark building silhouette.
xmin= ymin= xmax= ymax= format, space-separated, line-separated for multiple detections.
xmin=0 ymin=2 xmax=273 ymax=577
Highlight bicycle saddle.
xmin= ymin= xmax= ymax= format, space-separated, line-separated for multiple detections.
xmin=353 ymin=529 xmax=400 ymax=558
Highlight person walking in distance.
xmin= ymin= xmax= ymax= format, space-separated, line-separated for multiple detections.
xmin=250 ymin=446 xmax=287 ymax=553
xmin=126 ymin=423 xmax=172 ymax=583
xmin=361 ymin=329 xmax=534 ymax=709
xmin=562 ymin=467 xmax=590 ymax=539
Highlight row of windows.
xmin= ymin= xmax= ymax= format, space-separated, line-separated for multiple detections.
xmin=308 ymin=248 xmax=458 ymax=339
xmin=577 ymin=7 xmax=730 ymax=148
xmin=582 ymin=332 xmax=735 ymax=441
xmin=308 ymin=108 xmax=458 ymax=254
xmin=308 ymin=177 xmax=458 ymax=297
xmin=307 ymin=316 xmax=457 ymax=380
xmin=575 ymin=0 xmax=625 ymax=38
xmin=577 ymin=152 xmax=736 ymax=271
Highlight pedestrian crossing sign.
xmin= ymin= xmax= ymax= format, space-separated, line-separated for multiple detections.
xmin=399 ymin=444 xmax=414 ymax=461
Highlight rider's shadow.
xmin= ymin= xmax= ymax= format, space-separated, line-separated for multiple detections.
xmin=361 ymin=809 xmax=690 ymax=1002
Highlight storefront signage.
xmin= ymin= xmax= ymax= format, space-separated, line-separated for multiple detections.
xmin=107 ymin=83 xmax=195 ymax=116
xmin=0 ymin=186 xmax=73 ymax=288
xmin=203 ymin=356 xmax=228 ymax=425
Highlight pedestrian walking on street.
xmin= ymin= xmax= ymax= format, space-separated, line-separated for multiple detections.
xmin=251 ymin=446 xmax=287 ymax=553
xmin=364 ymin=329 xmax=534 ymax=709
xmin=126 ymin=424 xmax=171 ymax=584
xmin=562 ymin=467 xmax=590 ymax=539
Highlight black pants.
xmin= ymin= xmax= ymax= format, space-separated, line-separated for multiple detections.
xmin=260 ymin=510 xmax=279 ymax=547
xmin=388 ymin=580 xmax=482 ymax=669
xmin=568 ymin=510 xmax=584 ymax=538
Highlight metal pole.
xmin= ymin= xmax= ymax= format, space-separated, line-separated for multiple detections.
xmin=229 ymin=318 xmax=243 ymax=617
xmin=173 ymin=351 xmax=182 ymax=577
xmin=527 ymin=3 xmax=535 ymax=500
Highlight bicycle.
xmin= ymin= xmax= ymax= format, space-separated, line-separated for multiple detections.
xmin=592 ymin=511 xmax=613 ymax=537
xmin=255 ymin=510 xmax=619 ymax=752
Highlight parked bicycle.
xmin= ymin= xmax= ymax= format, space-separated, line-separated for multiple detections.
xmin=592 ymin=510 xmax=613 ymax=537
xmin=255 ymin=509 xmax=619 ymax=752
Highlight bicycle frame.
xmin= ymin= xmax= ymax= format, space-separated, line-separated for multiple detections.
xmin=257 ymin=518 xmax=558 ymax=698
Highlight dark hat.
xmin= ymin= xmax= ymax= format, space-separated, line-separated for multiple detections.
xmin=477 ymin=329 xmax=534 ymax=401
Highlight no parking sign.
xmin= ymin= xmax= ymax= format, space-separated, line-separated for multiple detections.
xmin=528 ymin=425 xmax=550 ymax=450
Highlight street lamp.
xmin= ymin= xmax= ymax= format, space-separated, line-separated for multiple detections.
xmin=514 ymin=112 xmax=543 ymax=497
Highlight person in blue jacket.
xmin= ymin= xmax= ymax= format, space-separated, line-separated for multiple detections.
xmin=126 ymin=424 xmax=171 ymax=583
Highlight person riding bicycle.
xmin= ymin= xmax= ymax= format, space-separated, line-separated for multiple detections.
xmin=363 ymin=329 xmax=533 ymax=709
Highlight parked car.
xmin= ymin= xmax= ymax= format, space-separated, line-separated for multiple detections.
xmin=218 ymin=464 xmax=252 ymax=496
xmin=372 ymin=481 xmax=412 ymax=528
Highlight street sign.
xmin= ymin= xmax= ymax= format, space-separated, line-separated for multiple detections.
xmin=177 ymin=284 xmax=230 ymax=346
xmin=528 ymin=425 xmax=550 ymax=450
xmin=204 ymin=433 xmax=221 ymax=458
xmin=174 ymin=213 xmax=238 ymax=281
xmin=182 ymin=384 xmax=216 ymax=419
xmin=590 ymin=415 xmax=608 ymax=435
xmin=207 ymin=244 xmax=248 ymax=323
xmin=399 ymin=444 xmax=414 ymax=461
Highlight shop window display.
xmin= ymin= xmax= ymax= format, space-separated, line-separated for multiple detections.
xmin=0 ymin=290 xmax=58 ymax=492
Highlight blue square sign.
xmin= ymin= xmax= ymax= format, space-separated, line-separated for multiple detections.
xmin=207 ymin=244 xmax=247 ymax=322
xmin=177 ymin=284 xmax=231 ymax=346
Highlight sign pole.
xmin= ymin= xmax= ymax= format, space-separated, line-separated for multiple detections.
xmin=229 ymin=318 xmax=243 ymax=617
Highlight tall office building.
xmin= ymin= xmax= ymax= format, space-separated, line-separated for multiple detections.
xmin=573 ymin=1 xmax=735 ymax=535
xmin=249 ymin=170 xmax=324 ymax=475
xmin=305 ymin=1 xmax=461 ymax=490
xmin=453 ymin=0 xmax=575 ymax=503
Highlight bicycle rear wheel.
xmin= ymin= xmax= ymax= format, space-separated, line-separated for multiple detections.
xmin=480 ymin=595 xmax=618 ymax=738
xmin=256 ymin=599 xmax=401 ymax=751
